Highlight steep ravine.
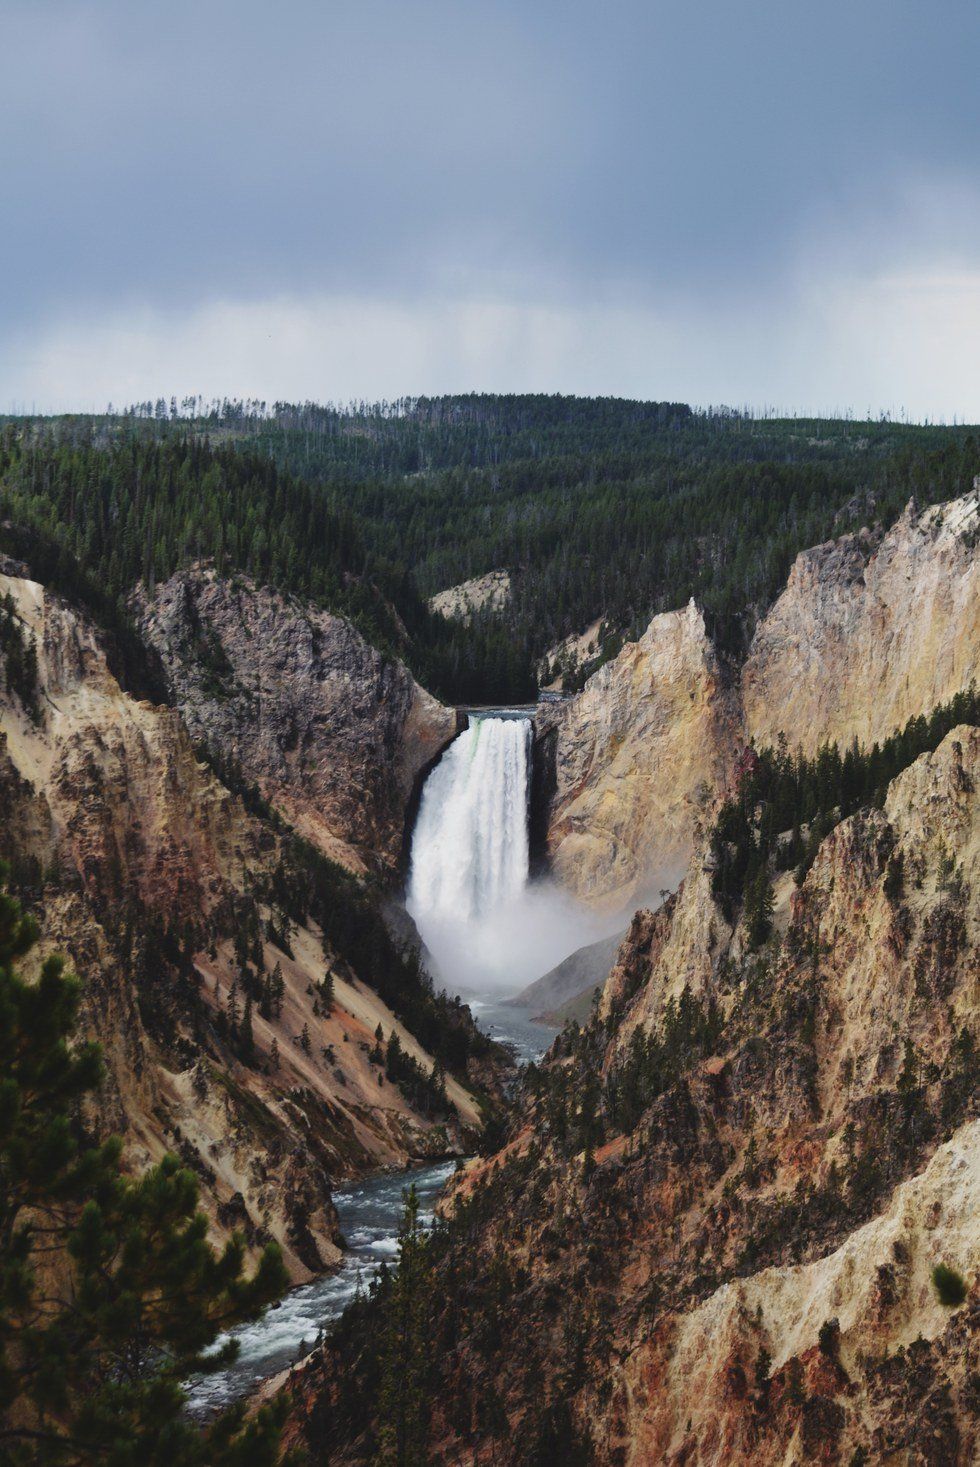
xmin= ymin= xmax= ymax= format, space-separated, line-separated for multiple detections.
xmin=0 ymin=563 xmax=494 ymax=1283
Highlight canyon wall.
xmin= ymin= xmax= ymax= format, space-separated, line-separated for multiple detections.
xmin=588 ymin=724 xmax=980 ymax=1462
xmin=0 ymin=565 xmax=486 ymax=1282
xmin=536 ymin=600 xmax=739 ymax=910
xmin=136 ymin=565 xmax=458 ymax=875
xmin=744 ymin=488 xmax=980 ymax=751
xmin=294 ymin=724 xmax=978 ymax=1463
xmin=540 ymin=487 xmax=980 ymax=910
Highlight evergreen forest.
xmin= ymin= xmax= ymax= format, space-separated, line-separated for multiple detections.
xmin=2 ymin=398 xmax=978 ymax=704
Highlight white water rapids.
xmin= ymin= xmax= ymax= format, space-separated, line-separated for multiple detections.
xmin=407 ymin=713 xmax=615 ymax=993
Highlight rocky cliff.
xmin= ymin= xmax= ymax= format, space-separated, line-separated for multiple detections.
xmin=135 ymin=565 xmax=458 ymax=875
xmin=0 ymin=566 xmax=489 ymax=1282
xmin=539 ymin=488 xmax=980 ymax=910
xmin=291 ymin=724 xmax=979 ymax=1463
xmin=536 ymin=600 xmax=739 ymax=910
xmin=744 ymin=486 xmax=980 ymax=752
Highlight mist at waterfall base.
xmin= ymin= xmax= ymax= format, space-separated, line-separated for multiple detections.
xmin=407 ymin=715 xmax=620 ymax=997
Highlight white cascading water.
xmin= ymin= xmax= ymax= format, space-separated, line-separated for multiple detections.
xmin=408 ymin=716 xmax=532 ymax=927
xmin=407 ymin=714 xmax=615 ymax=995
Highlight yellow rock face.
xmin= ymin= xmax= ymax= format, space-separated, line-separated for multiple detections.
xmin=744 ymin=488 xmax=980 ymax=752
xmin=543 ymin=489 xmax=980 ymax=911
xmin=540 ymin=599 xmax=739 ymax=911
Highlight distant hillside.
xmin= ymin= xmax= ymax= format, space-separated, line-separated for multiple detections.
xmin=2 ymin=399 xmax=978 ymax=702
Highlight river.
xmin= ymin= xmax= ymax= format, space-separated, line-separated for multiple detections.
xmin=188 ymin=713 xmax=567 ymax=1413
xmin=186 ymin=1002 xmax=554 ymax=1415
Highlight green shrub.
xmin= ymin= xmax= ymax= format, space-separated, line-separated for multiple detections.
xmin=932 ymin=1262 xmax=968 ymax=1306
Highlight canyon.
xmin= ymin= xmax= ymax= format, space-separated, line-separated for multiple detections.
xmin=0 ymin=559 xmax=493 ymax=1284
xmin=292 ymin=708 xmax=979 ymax=1467
xmin=1 ymin=476 xmax=977 ymax=1464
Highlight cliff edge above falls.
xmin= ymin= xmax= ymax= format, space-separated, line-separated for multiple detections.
xmin=135 ymin=565 xmax=458 ymax=876
xmin=539 ymin=487 xmax=980 ymax=910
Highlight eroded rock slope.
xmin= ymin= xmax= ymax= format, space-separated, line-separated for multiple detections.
xmin=0 ymin=565 xmax=489 ymax=1282
xmin=291 ymin=725 xmax=979 ymax=1463
xmin=136 ymin=565 xmax=457 ymax=875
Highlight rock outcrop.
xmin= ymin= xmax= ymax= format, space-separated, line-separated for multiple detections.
xmin=507 ymin=927 xmax=624 ymax=1023
xmin=744 ymin=487 xmax=980 ymax=752
xmin=539 ymin=489 xmax=980 ymax=910
xmin=135 ymin=565 xmax=457 ymax=875
xmin=536 ymin=600 xmax=739 ymax=909
xmin=429 ymin=569 xmax=511 ymax=622
xmin=0 ymin=569 xmax=488 ymax=1282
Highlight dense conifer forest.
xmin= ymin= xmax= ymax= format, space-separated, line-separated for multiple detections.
xmin=2 ymin=398 xmax=978 ymax=702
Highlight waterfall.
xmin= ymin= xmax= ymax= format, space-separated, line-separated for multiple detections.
xmin=408 ymin=716 xmax=532 ymax=927
xmin=408 ymin=712 xmax=613 ymax=996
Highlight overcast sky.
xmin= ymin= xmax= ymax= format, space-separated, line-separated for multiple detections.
xmin=3 ymin=0 xmax=980 ymax=417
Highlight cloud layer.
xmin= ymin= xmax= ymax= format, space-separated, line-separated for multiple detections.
xmin=4 ymin=0 xmax=980 ymax=416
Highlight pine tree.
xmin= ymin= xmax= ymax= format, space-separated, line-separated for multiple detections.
xmin=240 ymin=996 xmax=256 ymax=1065
xmin=226 ymin=978 xmax=241 ymax=1035
xmin=0 ymin=869 xmax=291 ymax=1464
xmin=430 ymin=1059 xmax=448 ymax=1113
xmin=373 ymin=1187 xmax=433 ymax=1466
xmin=270 ymin=961 xmax=285 ymax=1020
xmin=269 ymin=1036 xmax=280 ymax=1072
xmin=385 ymin=1031 xmax=402 ymax=1080
xmin=745 ymin=867 xmax=775 ymax=949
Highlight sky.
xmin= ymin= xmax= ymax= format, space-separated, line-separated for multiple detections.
xmin=3 ymin=0 xmax=980 ymax=418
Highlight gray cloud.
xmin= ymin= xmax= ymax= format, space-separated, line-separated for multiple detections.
xmin=3 ymin=0 xmax=980 ymax=414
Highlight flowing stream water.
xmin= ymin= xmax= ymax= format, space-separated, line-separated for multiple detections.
xmin=187 ymin=1160 xmax=460 ymax=1415
xmin=188 ymin=713 xmax=558 ymax=1414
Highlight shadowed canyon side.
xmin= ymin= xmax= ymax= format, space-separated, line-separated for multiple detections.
xmin=288 ymin=724 xmax=980 ymax=1465
xmin=539 ymin=487 xmax=980 ymax=910
xmin=136 ymin=564 xmax=458 ymax=876
xmin=0 ymin=562 xmax=494 ymax=1283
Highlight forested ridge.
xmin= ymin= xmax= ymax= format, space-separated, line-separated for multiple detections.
xmin=2 ymin=399 xmax=978 ymax=702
